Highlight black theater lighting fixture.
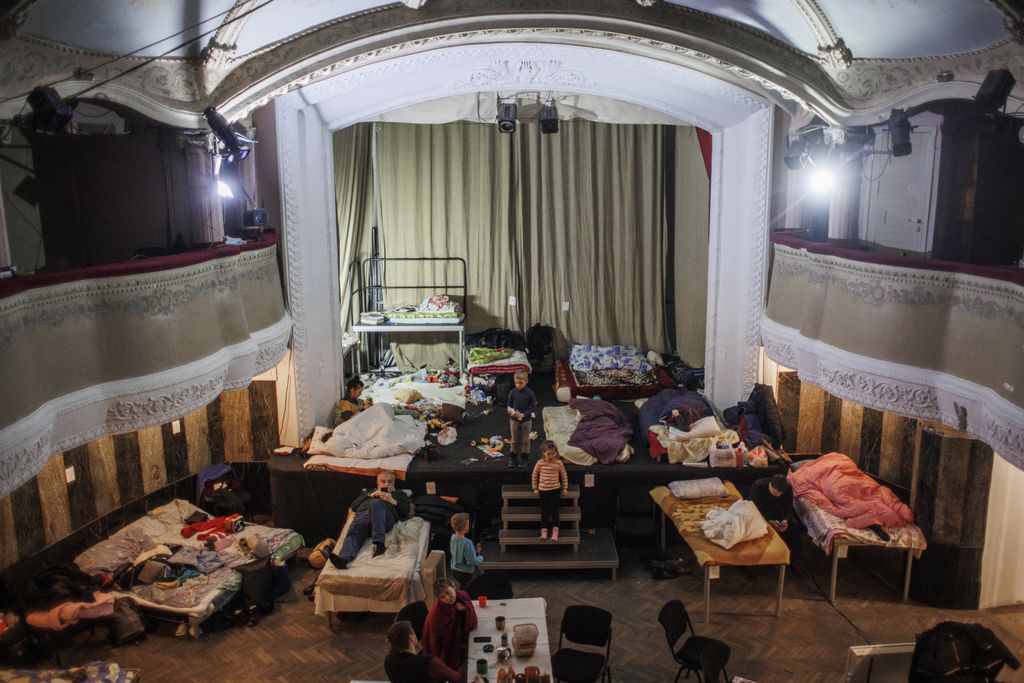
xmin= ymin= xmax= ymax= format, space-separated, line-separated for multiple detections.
xmin=539 ymin=102 xmax=559 ymax=134
xmin=974 ymin=69 xmax=1015 ymax=113
xmin=23 ymin=86 xmax=74 ymax=133
xmin=496 ymin=101 xmax=517 ymax=134
xmin=888 ymin=108 xmax=913 ymax=158
xmin=203 ymin=106 xmax=252 ymax=162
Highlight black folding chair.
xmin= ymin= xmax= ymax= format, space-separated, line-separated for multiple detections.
xmin=394 ymin=600 xmax=428 ymax=641
xmin=658 ymin=599 xmax=730 ymax=683
xmin=551 ymin=605 xmax=612 ymax=683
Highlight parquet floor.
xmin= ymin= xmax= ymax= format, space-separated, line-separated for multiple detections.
xmin=53 ymin=547 xmax=1024 ymax=682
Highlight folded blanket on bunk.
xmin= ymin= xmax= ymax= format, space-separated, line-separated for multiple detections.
xmin=468 ymin=349 xmax=532 ymax=375
xmin=569 ymin=344 xmax=653 ymax=373
xmin=307 ymin=404 xmax=426 ymax=460
xmin=788 ymin=452 xmax=915 ymax=529
xmin=567 ymin=398 xmax=633 ymax=465
xmin=668 ymin=477 xmax=729 ymax=500
xmin=468 ymin=347 xmax=514 ymax=364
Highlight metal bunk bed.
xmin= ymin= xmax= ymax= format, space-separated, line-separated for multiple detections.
xmin=348 ymin=256 xmax=469 ymax=375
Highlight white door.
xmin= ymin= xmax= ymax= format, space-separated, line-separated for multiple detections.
xmin=859 ymin=126 xmax=938 ymax=254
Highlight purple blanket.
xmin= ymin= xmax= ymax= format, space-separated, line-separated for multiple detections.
xmin=567 ymin=399 xmax=633 ymax=465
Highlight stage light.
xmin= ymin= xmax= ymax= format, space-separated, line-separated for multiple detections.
xmin=204 ymin=106 xmax=251 ymax=162
xmin=783 ymin=137 xmax=808 ymax=170
xmin=497 ymin=102 xmax=517 ymax=134
xmin=25 ymin=86 xmax=74 ymax=133
xmin=975 ymin=69 xmax=1015 ymax=113
xmin=888 ymin=108 xmax=913 ymax=157
xmin=808 ymin=168 xmax=834 ymax=193
xmin=216 ymin=179 xmax=234 ymax=198
xmin=539 ymin=103 xmax=559 ymax=134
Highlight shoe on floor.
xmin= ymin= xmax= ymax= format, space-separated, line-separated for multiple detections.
xmin=540 ymin=529 xmax=548 ymax=541
xmin=328 ymin=554 xmax=349 ymax=570
xmin=551 ymin=527 xmax=560 ymax=541
xmin=507 ymin=454 xmax=517 ymax=468
xmin=372 ymin=542 xmax=386 ymax=558
xmin=519 ymin=455 xmax=528 ymax=468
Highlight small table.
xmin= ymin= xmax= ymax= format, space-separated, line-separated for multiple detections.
xmin=467 ymin=597 xmax=552 ymax=679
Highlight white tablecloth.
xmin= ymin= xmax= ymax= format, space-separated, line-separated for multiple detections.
xmin=467 ymin=597 xmax=552 ymax=678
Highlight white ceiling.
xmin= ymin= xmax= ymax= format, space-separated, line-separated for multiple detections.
xmin=17 ymin=0 xmax=1013 ymax=61
xmin=4 ymin=0 xmax=1023 ymax=126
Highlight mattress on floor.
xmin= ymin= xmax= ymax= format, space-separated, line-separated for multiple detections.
xmin=542 ymin=405 xmax=632 ymax=466
xmin=555 ymin=358 xmax=677 ymax=401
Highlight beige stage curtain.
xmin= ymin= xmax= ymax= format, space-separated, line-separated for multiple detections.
xmin=515 ymin=121 xmax=671 ymax=354
xmin=334 ymin=123 xmax=374 ymax=332
xmin=340 ymin=120 xmax=710 ymax=369
xmin=673 ymin=127 xmax=710 ymax=366
xmin=376 ymin=123 xmax=517 ymax=367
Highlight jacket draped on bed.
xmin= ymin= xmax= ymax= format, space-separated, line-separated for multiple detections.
xmin=567 ymin=399 xmax=633 ymax=464
xmin=422 ymin=589 xmax=478 ymax=670
xmin=788 ymin=452 xmax=914 ymax=529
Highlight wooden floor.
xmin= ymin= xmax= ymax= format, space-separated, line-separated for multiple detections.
xmin=52 ymin=547 xmax=1024 ymax=682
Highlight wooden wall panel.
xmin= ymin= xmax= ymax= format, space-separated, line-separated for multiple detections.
xmin=184 ymin=409 xmax=211 ymax=474
xmin=220 ymin=389 xmax=253 ymax=461
xmin=36 ymin=454 xmax=72 ymax=546
xmin=64 ymin=444 xmax=97 ymax=531
xmin=0 ymin=497 xmax=17 ymax=569
xmin=87 ymin=436 xmax=121 ymax=516
xmin=796 ymin=382 xmax=825 ymax=452
xmin=138 ymin=426 xmax=168 ymax=494
xmin=777 ymin=371 xmax=800 ymax=453
xmin=837 ymin=400 xmax=863 ymax=464
xmin=0 ymin=380 xmax=277 ymax=569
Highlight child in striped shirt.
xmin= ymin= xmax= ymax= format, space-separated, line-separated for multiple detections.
xmin=532 ymin=440 xmax=568 ymax=541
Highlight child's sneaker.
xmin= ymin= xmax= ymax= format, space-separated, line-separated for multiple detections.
xmin=539 ymin=528 xmax=548 ymax=541
xmin=507 ymin=454 xmax=517 ymax=467
xmin=551 ymin=527 xmax=560 ymax=542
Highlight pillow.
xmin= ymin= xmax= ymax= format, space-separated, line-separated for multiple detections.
xmin=440 ymin=402 xmax=464 ymax=424
xmin=394 ymin=388 xmax=423 ymax=404
xmin=667 ymin=415 xmax=720 ymax=440
xmin=668 ymin=477 xmax=728 ymax=499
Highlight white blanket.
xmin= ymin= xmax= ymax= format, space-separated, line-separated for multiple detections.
xmin=700 ymin=499 xmax=769 ymax=549
xmin=308 ymin=404 xmax=426 ymax=460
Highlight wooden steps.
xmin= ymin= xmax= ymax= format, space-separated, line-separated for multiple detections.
xmin=493 ymin=484 xmax=619 ymax=578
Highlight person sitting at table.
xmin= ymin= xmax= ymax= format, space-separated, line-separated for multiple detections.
xmin=385 ymin=620 xmax=482 ymax=683
xmin=421 ymin=578 xmax=478 ymax=673
xmin=749 ymin=473 xmax=801 ymax=568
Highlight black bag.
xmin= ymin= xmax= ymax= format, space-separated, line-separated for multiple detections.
xmin=493 ymin=375 xmax=514 ymax=406
xmin=237 ymin=558 xmax=275 ymax=615
xmin=526 ymin=324 xmax=555 ymax=370
xmin=910 ymin=621 xmax=1020 ymax=682
xmin=108 ymin=597 xmax=147 ymax=646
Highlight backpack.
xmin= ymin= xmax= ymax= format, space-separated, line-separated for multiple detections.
xmin=526 ymin=324 xmax=555 ymax=370
xmin=197 ymin=464 xmax=251 ymax=517
xmin=108 ymin=597 xmax=148 ymax=646
xmin=236 ymin=557 xmax=275 ymax=615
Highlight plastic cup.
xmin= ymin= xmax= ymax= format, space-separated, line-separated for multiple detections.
xmin=478 ymin=595 xmax=487 ymax=607
xmin=496 ymin=616 xmax=506 ymax=630
xmin=477 ymin=658 xmax=488 ymax=674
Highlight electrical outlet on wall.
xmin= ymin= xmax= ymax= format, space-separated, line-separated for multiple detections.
xmin=65 ymin=465 xmax=76 ymax=484
xmin=508 ymin=295 xmax=517 ymax=307
xmin=426 ymin=481 xmax=436 ymax=495
xmin=171 ymin=419 xmax=182 ymax=434
xmin=584 ymin=472 xmax=595 ymax=487
xmin=561 ymin=301 xmax=570 ymax=311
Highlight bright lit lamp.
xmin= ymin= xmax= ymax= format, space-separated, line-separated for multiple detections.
xmin=216 ymin=179 xmax=234 ymax=198
xmin=808 ymin=168 xmax=834 ymax=193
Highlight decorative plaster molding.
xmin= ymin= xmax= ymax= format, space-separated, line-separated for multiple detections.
xmin=401 ymin=0 xmax=430 ymax=8
xmin=0 ymin=315 xmax=291 ymax=499
xmin=818 ymin=38 xmax=853 ymax=70
xmin=761 ymin=315 xmax=1024 ymax=470
xmin=742 ymin=107 xmax=773 ymax=397
xmin=275 ymin=98 xmax=314 ymax=438
xmin=460 ymin=60 xmax=587 ymax=89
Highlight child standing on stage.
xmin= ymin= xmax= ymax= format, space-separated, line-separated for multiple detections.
xmin=449 ymin=512 xmax=484 ymax=588
xmin=506 ymin=369 xmax=538 ymax=468
xmin=532 ymin=440 xmax=568 ymax=541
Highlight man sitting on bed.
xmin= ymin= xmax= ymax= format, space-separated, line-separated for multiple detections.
xmin=749 ymin=474 xmax=802 ymax=568
xmin=329 ymin=470 xmax=411 ymax=570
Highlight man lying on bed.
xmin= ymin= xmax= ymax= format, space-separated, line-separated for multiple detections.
xmin=329 ymin=470 xmax=411 ymax=570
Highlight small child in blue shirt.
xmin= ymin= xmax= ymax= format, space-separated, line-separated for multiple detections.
xmin=449 ymin=512 xmax=484 ymax=588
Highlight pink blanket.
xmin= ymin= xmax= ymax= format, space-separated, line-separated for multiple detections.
xmin=788 ymin=452 xmax=914 ymax=529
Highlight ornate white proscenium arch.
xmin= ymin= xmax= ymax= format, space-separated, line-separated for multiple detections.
xmin=273 ymin=36 xmax=775 ymax=437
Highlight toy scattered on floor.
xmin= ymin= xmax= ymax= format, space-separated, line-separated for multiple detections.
xmin=489 ymin=435 xmax=504 ymax=448
xmin=470 ymin=440 xmax=477 ymax=447
xmin=437 ymin=425 xmax=457 ymax=446
xmin=461 ymin=457 xmax=479 ymax=465
xmin=529 ymin=431 xmax=538 ymax=441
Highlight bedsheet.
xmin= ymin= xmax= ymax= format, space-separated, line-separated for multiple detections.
xmin=542 ymin=406 xmax=632 ymax=466
xmin=795 ymin=495 xmax=927 ymax=556
xmin=650 ymin=483 xmax=790 ymax=567
xmin=569 ymin=344 xmax=652 ymax=373
xmin=307 ymin=404 xmax=426 ymax=460
xmin=74 ymin=500 xmax=303 ymax=616
xmin=315 ymin=516 xmax=429 ymax=616
xmin=366 ymin=378 xmax=467 ymax=409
